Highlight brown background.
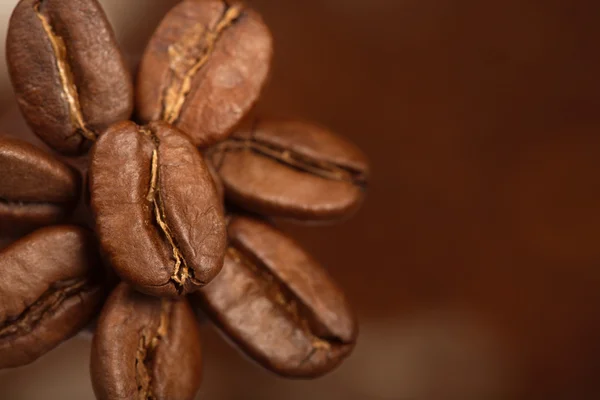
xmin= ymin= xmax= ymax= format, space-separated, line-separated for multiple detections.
xmin=1 ymin=0 xmax=600 ymax=399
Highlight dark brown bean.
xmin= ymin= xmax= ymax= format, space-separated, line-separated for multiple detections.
xmin=137 ymin=0 xmax=272 ymax=147
xmin=0 ymin=136 xmax=80 ymax=236
xmin=205 ymin=154 xmax=225 ymax=203
xmin=7 ymin=0 xmax=133 ymax=155
xmin=90 ymin=121 xmax=226 ymax=297
xmin=91 ymin=283 xmax=202 ymax=400
xmin=0 ymin=225 xmax=105 ymax=369
xmin=208 ymin=119 xmax=369 ymax=221
xmin=193 ymin=216 xmax=357 ymax=378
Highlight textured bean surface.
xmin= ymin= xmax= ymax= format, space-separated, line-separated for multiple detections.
xmin=209 ymin=119 xmax=369 ymax=221
xmin=7 ymin=0 xmax=133 ymax=154
xmin=194 ymin=216 xmax=357 ymax=377
xmin=137 ymin=0 xmax=272 ymax=147
xmin=0 ymin=225 xmax=104 ymax=369
xmin=0 ymin=136 xmax=80 ymax=235
xmin=91 ymin=283 xmax=202 ymax=400
xmin=90 ymin=121 xmax=226 ymax=297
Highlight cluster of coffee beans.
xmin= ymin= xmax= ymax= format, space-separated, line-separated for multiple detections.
xmin=0 ymin=0 xmax=369 ymax=398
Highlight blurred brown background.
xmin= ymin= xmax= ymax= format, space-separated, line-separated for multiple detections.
xmin=1 ymin=0 xmax=600 ymax=399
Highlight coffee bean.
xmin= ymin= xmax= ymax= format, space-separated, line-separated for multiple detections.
xmin=0 ymin=136 xmax=80 ymax=236
xmin=90 ymin=121 xmax=226 ymax=297
xmin=91 ymin=283 xmax=202 ymax=400
xmin=0 ymin=225 xmax=104 ymax=369
xmin=7 ymin=0 xmax=133 ymax=155
xmin=193 ymin=216 xmax=357 ymax=377
xmin=205 ymin=155 xmax=225 ymax=203
xmin=208 ymin=119 xmax=369 ymax=221
xmin=137 ymin=0 xmax=272 ymax=147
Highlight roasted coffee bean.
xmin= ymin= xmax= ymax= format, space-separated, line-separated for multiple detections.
xmin=208 ymin=119 xmax=369 ymax=221
xmin=193 ymin=216 xmax=357 ymax=377
xmin=206 ymin=156 xmax=225 ymax=203
xmin=137 ymin=0 xmax=272 ymax=147
xmin=0 ymin=136 xmax=80 ymax=236
xmin=0 ymin=225 xmax=104 ymax=369
xmin=7 ymin=0 xmax=133 ymax=155
xmin=90 ymin=121 xmax=226 ymax=297
xmin=91 ymin=283 xmax=202 ymax=400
